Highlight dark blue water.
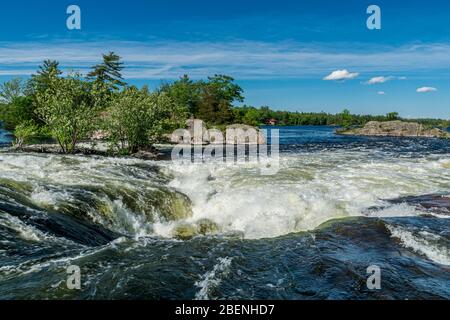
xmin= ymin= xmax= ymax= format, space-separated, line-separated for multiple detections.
xmin=263 ymin=125 xmax=450 ymax=156
xmin=0 ymin=128 xmax=12 ymax=146
xmin=262 ymin=125 xmax=362 ymax=145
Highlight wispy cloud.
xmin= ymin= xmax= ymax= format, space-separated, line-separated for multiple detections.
xmin=416 ymin=86 xmax=438 ymax=93
xmin=323 ymin=69 xmax=359 ymax=81
xmin=366 ymin=76 xmax=393 ymax=85
xmin=377 ymin=91 xmax=386 ymax=95
xmin=365 ymin=75 xmax=408 ymax=85
xmin=1 ymin=40 xmax=450 ymax=80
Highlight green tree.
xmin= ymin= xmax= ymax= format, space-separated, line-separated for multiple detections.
xmin=196 ymin=90 xmax=217 ymax=124
xmin=107 ymin=87 xmax=185 ymax=154
xmin=35 ymin=75 xmax=98 ymax=153
xmin=339 ymin=109 xmax=353 ymax=127
xmin=386 ymin=112 xmax=399 ymax=121
xmin=0 ymin=96 xmax=35 ymax=130
xmin=242 ymin=108 xmax=261 ymax=126
xmin=0 ymin=78 xmax=24 ymax=103
xmin=12 ymin=120 xmax=40 ymax=148
xmin=206 ymin=75 xmax=244 ymax=104
xmin=88 ymin=52 xmax=126 ymax=92
xmin=28 ymin=60 xmax=63 ymax=93
xmin=197 ymin=75 xmax=244 ymax=125
xmin=159 ymin=75 xmax=200 ymax=116
xmin=0 ymin=62 xmax=61 ymax=131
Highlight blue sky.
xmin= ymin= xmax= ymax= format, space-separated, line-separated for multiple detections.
xmin=0 ymin=0 xmax=449 ymax=118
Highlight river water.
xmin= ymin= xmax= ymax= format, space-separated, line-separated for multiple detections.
xmin=0 ymin=127 xmax=12 ymax=146
xmin=0 ymin=126 xmax=449 ymax=299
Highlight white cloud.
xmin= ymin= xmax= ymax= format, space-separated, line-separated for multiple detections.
xmin=367 ymin=76 xmax=393 ymax=85
xmin=416 ymin=87 xmax=437 ymax=93
xmin=323 ymin=69 xmax=359 ymax=81
xmin=0 ymin=41 xmax=450 ymax=80
xmin=378 ymin=91 xmax=386 ymax=95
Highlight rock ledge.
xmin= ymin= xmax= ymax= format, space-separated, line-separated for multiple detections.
xmin=338 ymin=121 xmax=449 ymax=138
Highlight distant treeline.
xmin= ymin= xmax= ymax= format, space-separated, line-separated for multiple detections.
xmin=232 ymin=106 xmax=450 ymax=129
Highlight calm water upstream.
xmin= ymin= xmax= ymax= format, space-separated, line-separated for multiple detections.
xmin=0 ymin=126 xmax=449 ymax=299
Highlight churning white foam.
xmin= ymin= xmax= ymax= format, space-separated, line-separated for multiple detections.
xmin=0 ymin=153 xmax=164 ymax=237
xmin=1 ymin=151 xmax=449 ymax=241
xmin=0 ymin=212 xmax=45 ymax=242
xmin=162 ymin=151 xmax=450 ymax=239
xmin=387 ymin=225 xmax=450 ymax=266
xmin=195 ymin=257 xmax=233 ymax=300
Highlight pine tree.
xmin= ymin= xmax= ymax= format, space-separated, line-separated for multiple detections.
xmin=88 ymin=52 xmax=126 ymax=92
xmin=29 ymin=60 xmax=63 ymax=93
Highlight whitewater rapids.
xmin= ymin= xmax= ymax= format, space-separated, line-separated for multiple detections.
xmin=0 ymin=149 xmax=448 ymax=241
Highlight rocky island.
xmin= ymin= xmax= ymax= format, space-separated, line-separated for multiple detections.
xmin=338 ymin=120 xmax=450 ymax=138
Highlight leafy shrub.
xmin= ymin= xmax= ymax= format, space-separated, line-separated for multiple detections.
xmin=107 ymin=87 xmax=186 ymax=154
xmin=13 ymin=121 xmax=40 ymax=148
xmin=35 ymin=75 xmax=98 ymax=153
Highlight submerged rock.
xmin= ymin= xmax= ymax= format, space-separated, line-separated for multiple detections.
xmin=173 ymin=219 xmax=220 ymax=240
xmin=197 ymin=219 xmax=220 ymax=235
xmin=131 ymin=145 xmax=163 ymax=160
xmin=0 ymin=178 xmax=33 ymax=195
xmin=131 ymin=150 xmax=161 ymax=160
xmin=29 ymin=183 xmax=194 ymax=236
xmin=174 ymin=224 xmax=198 ymax=240
xmin=94 ymin=186 xmax=193 ymax=224
xmin=338 ymin=121 xmax=450 ymax=138
xmin=388 ymin=194 xmax=450 ymax=214
xmin=156 ymin=191 xmax=193 ymax=222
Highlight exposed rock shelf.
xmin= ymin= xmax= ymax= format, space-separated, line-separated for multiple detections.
xmin=338 ymin=121 xmax=450 ymax=138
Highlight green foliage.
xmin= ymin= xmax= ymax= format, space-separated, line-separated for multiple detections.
xmin=0 ymin=96 xmax=35 ymax=130
xmin=0 ymin=60 xmax=65 ymax=135
xmin=161 ymin=74 xmax=244 ymax=125
xmin=387 ymin=112 xmax=400 ymax=121
xmin=28 ymin=60 xmax=63 ymax=94
xmin=206 ymin=75 xmax=244 ymax=103
xmin=339 ymin=109 xmax=353 ymax=128
xmin=159 ymin=75 xmax=200 ymax=116
xmin=107 ymin=87 xmax=186 ymax=154
xmin=88 ymin=52 xmax=126 ymax=92
xmin=197 ymin=75 xmax=243 ymax=125
xmin=13 ymin=120 xmax=40 ymax=148
xmin=0 ymin=78 xmax=25 ymax=103
xmin=35 ymin=75 xmax=98 ymax=153
xmin=232 ymin=106 xmax=262 ymax=126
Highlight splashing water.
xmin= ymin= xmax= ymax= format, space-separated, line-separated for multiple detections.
xmin=0 ymin=147 xmax=449 ymax=240
xmin=162 ymin=150 xmax=450 ymax=239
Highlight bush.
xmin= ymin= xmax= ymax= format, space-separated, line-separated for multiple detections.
xmin=107 ymin=87 xmax=186 ymax=154
xmin=0 ymin=96 xmax=35 ymax=130
xmin=13 ymin=121 xmax=40 ymax=148
xmin=35 ymin=75 xmax=98 ymax=153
